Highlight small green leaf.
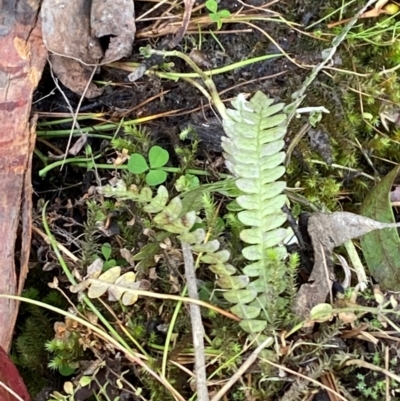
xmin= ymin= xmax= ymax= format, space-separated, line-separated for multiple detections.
xmin=144 ymin=185 xmax=169 ymax=213
xmin=179 ymin=228 xmax=206 ymax=244
xmin=218 ymin=9 xmax=231 ymax=18
xmin=146 ymin=169 xmax=167 ymax=186
xmin=103 ymin=259 xmax=117 ymax=270
xmin=209 ymin=263 xmax=237 ymax=276
xmin=175 ymin=174 xmax=200 ymax=192
xmin=217 ymin=275 xmax=249 ymax=289
xmin=128 ymin=153 xmax=149 ymax=174
xmin=230 ymin=304 xmax=260 ymax=319
xmin=310 ymin=303 xmax=334 ymax=322
xmin=200 ymin=250 xmax=231 ymax=264
xmin=101 ymin=243 xmax=112 ymax=261
xmin=205 ymin=0 xmax=218 ymax=13
xmin=79 ymin=376 xmax=92 ymax=387
xmin=148 ymin=146 xmax=169 ymax=169
xmin=239 ymin=319 xmax=267 ymax=333
xmin=59 ymin=364 xmax=76 ymax=376
xmin=223 ymin=288 xmax=257 ymax=304
xmin=191 ymin=239 xmax=220 ymax=253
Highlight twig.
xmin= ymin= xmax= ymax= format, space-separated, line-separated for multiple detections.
xmin=345 ymin=359 xmax=400 ymax=385
xmin=181 ymin=242 xmax=210 ymax=401
xmin=210 ymin=336 xmax=274 ymax=401
xmin=264 ymin=358 xmax=349 ymax=401
xmin=285 ymin=0 xmax=379 ymax=122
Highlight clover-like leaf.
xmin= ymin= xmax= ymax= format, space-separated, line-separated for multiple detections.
xmin=128 ymin=153 xmax=149 ymax=174
xmin=148 ymin=146 xmax=169 ymax=169
xmin=146 ymin=169 xmax=167 ymax=186
xmin=205 ymin=0 xmax=218 ymax=13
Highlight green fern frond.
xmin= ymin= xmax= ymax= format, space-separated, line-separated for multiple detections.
xmin=218 ymin=91 xmax=289 ymax=333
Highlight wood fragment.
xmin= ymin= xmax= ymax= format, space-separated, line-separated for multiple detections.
xmin=0 ymin=0 xmax=47 ymax=351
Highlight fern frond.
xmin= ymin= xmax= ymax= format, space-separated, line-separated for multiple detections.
xmin=219 ymin=91 xmax=289 ymax=333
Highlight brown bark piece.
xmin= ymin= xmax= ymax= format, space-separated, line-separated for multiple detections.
xmin=0 ymin=0 xmax=47 ymax=351
xmin=41 ymin=0 xmax=136 ymax=97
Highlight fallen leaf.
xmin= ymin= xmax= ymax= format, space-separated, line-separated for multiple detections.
xmin=41 ymin=0 xmax=136 ymax=97
xmin=360 ymin=164 xmax=400 ymax=290
xmin=0 ymin=345 xmax=30 ymax=401
xmin=294 ymin=208 xmax=400 ymax=318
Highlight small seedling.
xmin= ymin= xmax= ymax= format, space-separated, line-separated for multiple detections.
xmin=101 ymin=243 xmax=117 ymax=270
xmin=128 ymin=145 xmax=170 ymax=186
xmin=205 ymin=0 xmax=231 ymax=30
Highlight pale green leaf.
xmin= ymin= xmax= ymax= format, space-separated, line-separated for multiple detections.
xmin=239 ymin=319 xmax=267 ymax=333
xmin=260 ymin=152 xmax=285 ymax=169
xmin=143 ymin=185 xmax=169 ymax=213
xmin=261 ymin=166 xmax=286 ymax=184
xmin=260 ymin=140 xmax=285 ymax=157
xmin=79 ymin=376 xmax=92 ymax=387
xmin=201 ymin=250 xmax=230 ymax=264
xmin=88 ymin=267 xmax=121 ymax=298
xmin=108 ymin=272 xmax=137 ymax=301
xmin=261 ymin=228 xmax=288 ymax=248
xmin=238 ymin=210 xmax=287 ymax=229
xmin=236 ymin=179 xmax=285 ymax=196
xmin=230 ymin=304 xmax=261 ymax=319
xmin=209 ymin=263 xmax=237 ymax=276
xmin=260 ymin=195 xmax=287 ymax=214
xmin=243 ymin=261 xmax=264 ymax=277
xmin=240 ymin=228 xmax=263 ymax=244
xmin=233 ymin=163 xmax=260 ymax=178
xmin=179 ymin=228 xmax=206 ymax=244
xmin=217 ymin=275 xmax=249 ymax=289
xmin=242 ymin=244 xmax=263 ymax=261
xmin=223 ymin=288 xmax=257 ymax=304
xmin=191 ymin=239 xmax=220 ymax=253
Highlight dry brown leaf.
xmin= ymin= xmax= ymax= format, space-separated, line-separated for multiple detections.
xmin=294 ymin=211 xmax=400 ymax=319
xmin=41 ymin=0 xmax=136 ymax=97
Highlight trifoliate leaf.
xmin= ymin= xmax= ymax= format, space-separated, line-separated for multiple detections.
xmin=128 ymin=153 xmax=149 ymax=174
xmin=148 ymin=146 xmax=169 ymax=169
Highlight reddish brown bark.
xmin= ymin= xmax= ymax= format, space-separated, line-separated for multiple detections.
xmin=0 ymin=0 xmax=47 ymax=351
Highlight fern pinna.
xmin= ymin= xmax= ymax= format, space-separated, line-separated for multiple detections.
xmin=219 ymin=91 xmax=290 ymax=333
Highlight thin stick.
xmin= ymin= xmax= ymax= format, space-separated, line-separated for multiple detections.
xmin=182 ymin=242 xmax=210 ymax=401
xmin=346 ymin=359 xmax=400 ymax=385
xmin=264 ymin=358 xmax=349 ymax=401
xmin=210 ymin=337 xmax=273 ymax=401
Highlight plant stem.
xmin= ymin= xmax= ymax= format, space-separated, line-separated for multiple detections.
xmin=111 ymin=53 xmax=280 ymax=80
xmin=41 ymin=203 xmax=148 ymax=357
xmin=145 ymin=48 xmax=228 ymax=119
